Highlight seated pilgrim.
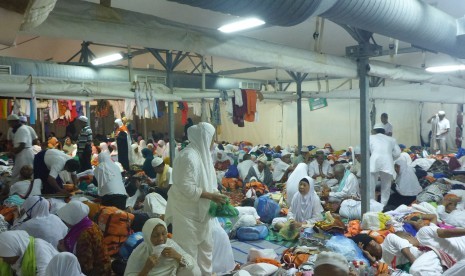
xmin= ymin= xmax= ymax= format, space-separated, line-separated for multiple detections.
xmin=321 ymin=164 xmax=359 ymax=202
xmin=124 ymin=218 xmax=200 ymax=276
xmin=272 ymin=176 xmax=323 ymax=230
xmin=244 ymin=154 xmax=273 ymax=186
xmin=272 ymin=149 xmax=294 ymax=183
xmin=308 ymin=150 xmax=337 ymax=187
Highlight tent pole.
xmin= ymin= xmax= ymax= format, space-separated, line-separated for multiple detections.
xmin=40 ymin=109 xmax=45 ymax=142
xmin=296 ymin=74 xmax=303 ymax=151
xmin=85 ymin=101 xmax=90 ymax=127
xmin=359 ymin=57 xmax=371 ymax=214
xmin=167 ymin=52 xmax=175 ymax=165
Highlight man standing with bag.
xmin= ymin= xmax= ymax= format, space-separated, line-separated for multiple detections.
xmin=165 ymin=122 xmax=226 ymax=275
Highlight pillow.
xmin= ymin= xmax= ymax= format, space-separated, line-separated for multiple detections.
xmin=241 ymin=263 xmax=278 ymax=276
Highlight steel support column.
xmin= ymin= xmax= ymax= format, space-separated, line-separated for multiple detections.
xmin=166 ymin=52 xmax=176 ymax=165
xmin=359 ymin=57 xmax=371 ymax=214
xmin=287 ymin=71 xmax=308 ymax=151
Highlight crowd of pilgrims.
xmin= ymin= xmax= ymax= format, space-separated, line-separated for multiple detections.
xmin=1 ymin=113 xmax=465 ymax=276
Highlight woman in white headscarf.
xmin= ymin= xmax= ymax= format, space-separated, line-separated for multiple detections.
xmin=212 ymin=149 xmax=234 ymax=170
xmin=165 ymin=123 xmax=227 ymax=275
xmin=13 ymin=196 xmax=68 ymax=248
xmin=0 ymin=230 xmax=58 ymax=276
xmin=99 ymin=142 xmax=109 ymax=154
xmin=45 ymin=252 xmax=84 ymax=276
xmin=156 ymin=140 xmax=166 ymax=158
xmin=94 ymin=152 xmax=127 ymax=210
xmin=285 ymin=163 xmax=309 ymax=203
xmin=125 ymin=218 xmax=199 ymax=276
xmin=57 ymin=201 xmax=111 ymax=276
xmin=272 ymin=176 xmax=323 ymax=230
xmin=130 ymin=143 xmax=145 ymax=166
xmin=386 ymin=158 xmax=423 ymax=208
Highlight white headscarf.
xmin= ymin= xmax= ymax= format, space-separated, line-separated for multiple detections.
xmin=213 ymin=149 xmax=233 ymax=164
xmin=395 ymin=158 xmax=422 ymax=196
xmin=131 ymin=143 xmax=145 ymax=165
xmin=45 ymin=252 xmax=84 ymax=276
xmin=286 ymin=163 xmax=309 ymax=202
xmin=57 ymin=201 xmax=89 ymax=226
xmin=125 ymin=218 xmax=189 ymax=276
xmin=290 ymin=176 xmax=322 ymax=222
xmin=99 ymin=142 xmax=109 ymax=154
xmin=23 ymin=195 xmax=49 ymax=218
xmin=95 ymin=152 xmax=124 ymax=196
xmin=115 ymin=119 xmax=123 ymax=127
xmin=0 ymin=230 xmax=30 ymax=257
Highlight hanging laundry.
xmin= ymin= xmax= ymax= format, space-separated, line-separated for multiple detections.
xmin=233 ymin=89 xmax=243 ymax=107
xmin=192 ymin=102 xmax=202 ymax=117
xmin=135 ymin=88 xmax=142 ymax=119
xmin=67 ymin=100 xmax=73 ymax=111
xmin=226 ymin=99 xmax=233 ymax=119
xmin=256 ymin=91 xmax=265 ymax=101
xmin=211 ymin=98 xmax=221 ymax=127
xmin=180 ymin=101 xmax=188 ymax=125
xmin=150 ymin=91 xmax=158 ymax=119
xmin=157 ymin=101 xmax=165 ymax=117
xmin=232 ymin=89 xmax=248 ymax=127
xmin=49 ymin=100 xmax=59 ymax=122
xmin=7 ymin=99 xmax=13 ymax=115
xmin=58 ymin=100 xmax=67 ymax=117
xmin=244 ymin=89 xmax=257 ymax=122
xmin=70 ymin=105 xmax=78 ymax=122
xmin=0 ymin=99 xmax=7 ymax=119
xmin=124 ymin=99 xmax=135 ymax=120
xmin=30 ymin=84 xmax=37 ymax=125
xmin=75 ymin=101 xmax=84 ymax=116
xmin=29 ymin=100 xmax=36 ymax=125
xmin=146 ymin=90 xmax=154 ymax=119
xmin=95 ymin=100 xmax=111 ymax=118
xmin=220 ymin=90 xmax=229 ymax=102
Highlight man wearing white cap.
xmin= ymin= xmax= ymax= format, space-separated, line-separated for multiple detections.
xmin=370 ymin=123 xmax=401 ymax=206
xmin=150 ymin=156 xmax=173 ymax=200
xmin=308 ymin=150 xmax=335 ymax=186
xmin=293 ymin=146 xmax=309 ymax=166
xmin=272 ymin=150 xmax=294 ymax=183
xmin=244 ymin=154 xmax=273 ymax=186
xmin=428 ymin=111 xmax=450 ymax=154
xmin=237 ymin=154 xmax=255 ymax=181
xmin=76 ymin=116 xmax=93 ymax=172
xmin=7 ymin=115 xmax=38 ymax=146
xmin=7 ymin=114 xmax=35 ymax=180
xmin=314 ymin=251 xmax=350 ymax=276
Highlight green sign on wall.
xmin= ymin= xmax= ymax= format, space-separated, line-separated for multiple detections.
xmin=309 ymin=98 xmax=328 ymax=111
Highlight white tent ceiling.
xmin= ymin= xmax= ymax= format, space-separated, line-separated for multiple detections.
xmin=1 ymin=0 xmax=465 ymax=82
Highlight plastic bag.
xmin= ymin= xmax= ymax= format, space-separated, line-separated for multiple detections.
xmin=209 ymin=198 xmax=239 ymax=218
xmin=325 ymin=235 xmax=369 ymax=264
xmin=278 ymin=221 xmax=300 ymax=241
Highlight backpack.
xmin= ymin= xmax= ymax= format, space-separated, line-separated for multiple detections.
xmin=93 ymin=206 xmax=135 ymax=256
xmin=255 ymin=195 xmax=280 ymax=223
xmin=119 ymin=232 xmax=144 ymax=260
xmin=236 ymin=225 xmax=269 ymax=241
xmin=94 ymin=206 xmax=135 ymax=236
xmin=281 ymin=247 xmax=310 ymax=269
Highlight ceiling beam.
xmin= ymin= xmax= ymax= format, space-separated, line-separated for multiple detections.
xmin=0 ymin=0 xmax=30 ymax=14
xmin=217 ymin=66 xmax=271 ymax=76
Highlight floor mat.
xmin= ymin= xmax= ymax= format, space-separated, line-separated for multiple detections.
xmin=230 ymin=239 xmax=292 ymax=264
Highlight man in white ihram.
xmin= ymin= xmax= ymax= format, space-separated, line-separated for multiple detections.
xmin=427 ymin=110 xmax=450 ymax=154
xmin=370 ymin=123 xmax=401 ymax=206
xmin=165 ymin=122 xmax=227 ymax=275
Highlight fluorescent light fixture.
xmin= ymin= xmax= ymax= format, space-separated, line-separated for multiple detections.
xmin=218 ymin=18 xmax=265 ymax=33
xmin=425 ymin=64 xmax=465 ymax=73
xmin=91 ymin=53 xmax=123 ymax=65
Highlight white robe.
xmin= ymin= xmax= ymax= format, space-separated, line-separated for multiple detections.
xmin=45 ymin=252 xmax=85 ymax=276
xmin=165 ymin=123 xmax=216 ymax=275
xmin=237 ymin=160 xmax=255 ymax=180
xmin=11 ymin=125 xmax=34 ymax=180
xmin=212 ymin=219 xmax=236 ymax=274
xmin=307 ymin=159 xmax=333 ymax=178
xmin=285 ymin=163 xmax=309 ymax=203
xmin=370 ymin=133 xmax=401 ymax=176
xmin=395 ymin=158 xmax=422 ymax=196
xmin=287 ymin=176 xmax=323 ymax=224
xmin=94 ymin=152 xmax=126 ymax=196
xmin=329 ymin=172 xmax=360 ymax=200
xmin=272 ymin=158 xmax=290 ymax=182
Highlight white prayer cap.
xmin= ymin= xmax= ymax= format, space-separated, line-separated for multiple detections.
xmin=438 ymin=110 xmax=446 ymax=115
xmin=314 ymin=251 xmax=349 ymax=273
xmin=151 ymin=157 xmax=164 ymax=167
xmin=354 ymin=146 xmax=361 ymax=154
xmin=19 ymin=116 xmax=27 ymax=123
xmin=78 ymin=116 xmax=88 ymax=123
xmin=280 ymin=149 xmax=291 ymax=156
xmin=373 ymin=123 xmax=384 ymax=130
xmin=7 ymin=114 xmax=19 ymax=121
xmin=257 ymin=154 xmax=268 ymax=164
xmin=114 ymin=118 xmax=123 ymax=127
xmin=300 ymin=146 xmax=309 ymax=153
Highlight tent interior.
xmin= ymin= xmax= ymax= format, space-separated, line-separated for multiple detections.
xmin=4 ymin=0 xmax=465 ymax=275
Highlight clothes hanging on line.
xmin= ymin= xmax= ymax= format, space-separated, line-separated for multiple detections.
xmin=244 ymin=90 xmax=257 ymax=122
